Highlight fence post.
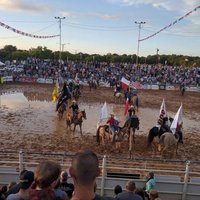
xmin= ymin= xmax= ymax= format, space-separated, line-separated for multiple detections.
xmin=182 ymin=160 xmax=190 ymax=200
xmin=100 ymin=155 xmax=107 ymax=196
xmin=19 ymin=150 xmax=24 ymax=173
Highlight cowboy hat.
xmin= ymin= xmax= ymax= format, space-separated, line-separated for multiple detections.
xmin=72 ymin=100 xmax=76 ymax=103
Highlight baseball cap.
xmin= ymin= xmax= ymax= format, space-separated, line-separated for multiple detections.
xmin=19 ymin=171 xmax=34 ymax=189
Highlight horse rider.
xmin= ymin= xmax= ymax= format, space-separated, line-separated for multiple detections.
xmin=106 ymin=113 xmax=119 ymax=143
xmin=69 ymin=100 xmax=79 ymax=120
xmin=56 ymin=82 xmax=71 ymax=111
xmin=114 ymin=83 xmax=121 ymax=96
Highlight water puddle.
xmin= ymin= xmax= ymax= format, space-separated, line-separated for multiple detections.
xmin=0 ymin=92 xmax=199 ymax=136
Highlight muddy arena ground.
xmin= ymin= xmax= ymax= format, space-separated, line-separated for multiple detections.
xmin=0 ymin=83 xmax=200 ymax=161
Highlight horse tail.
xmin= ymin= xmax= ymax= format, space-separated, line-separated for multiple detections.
xmin=159 ymin=133 xmax=166 ymax=145
xmin=96 ymin=126 xmax=101 ymax=144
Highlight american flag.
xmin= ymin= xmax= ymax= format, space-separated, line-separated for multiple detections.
xmin=130 ymin=81 xmax=143 ymax=89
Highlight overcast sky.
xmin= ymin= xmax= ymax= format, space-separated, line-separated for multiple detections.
xmin=0 ymin=0 xmax=200 ymax=56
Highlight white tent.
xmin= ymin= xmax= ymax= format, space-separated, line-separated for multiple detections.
xmin=0 ymin=61 xmax=5 ymax=66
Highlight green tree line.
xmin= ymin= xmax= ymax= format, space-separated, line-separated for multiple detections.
xmin=0 ymin=45 xmax=199 ymax=66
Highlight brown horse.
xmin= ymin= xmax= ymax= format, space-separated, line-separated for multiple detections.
xmin=66 ymin=110 xmax=87 ymax=135
xmin=96 ymin=124 xmax=126 ymax=152
xmin=57 ymin=103 xmax=67 ymax=120
xmin=130 ymin=95 xmax=139 ymax=112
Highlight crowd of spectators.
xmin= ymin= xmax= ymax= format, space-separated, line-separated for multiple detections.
xmin=1 ymin=58 xmax=199 ymax=86
xmin=0 ymin=150 xmax=161 ymax=200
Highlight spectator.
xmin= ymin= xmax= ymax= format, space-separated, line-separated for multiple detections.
xmin=69 ymin=150 xmax=101 ymax=200
xmin=7 ymin=183 xmax=16 ymax=191
xmin=114 ymin=185 xmax=122 ymax=197
xmin=0 ymin=185 xmax=7 ymax=200
xmin=144 ymin=172 xmax=156 ymax=200
xmin=29 ymin=161 xmax=61 ymax=200
xmin=59 ymin=171 xmax=74 ymax=199
xmin=149 ymin=189 xmax=160 ymax=200
xmin=7 ymin=171 xmax=34 ymax=200
xmin=6 ymin=170 xmax=28 ymax=197
xmin=135 ymin=188 xmax=145 ymax=200
xmin=115 ymin=180 xmax=142 ymax=200
xmin=54 ymin=179 xmax=68 ymax=200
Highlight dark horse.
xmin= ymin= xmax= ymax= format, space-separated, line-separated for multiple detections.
xmin=147 ymin=117 xmax=183 ymax=148
xmin=66 ymin=110 xmax=87 ymax=135
xmin=122 ymin=115 xmax=140 ymax=158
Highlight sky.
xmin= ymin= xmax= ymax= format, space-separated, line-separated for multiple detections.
xmin=0 ymin=0 xmax=200 ymax=56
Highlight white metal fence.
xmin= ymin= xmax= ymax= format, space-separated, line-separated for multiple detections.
xmin=0 ymin=150 xmax=200 ymax=200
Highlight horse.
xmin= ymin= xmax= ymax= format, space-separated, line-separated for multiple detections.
xmin=88 ymin=79 xmax=97 ymax=91
xmin=72 ymin=88 xmax=81 ymax=100
xmin=122 ymin=116 xmax=140 ymax=158
xmin=114 ymin=92 xmax=124 ymax=104
xmin=130 ymin=95 xmax=139 ymax=112
xmin=66 ymin=110 xmax=87 ymax=135
xmin=96 ymin=124 xmax=127 ymax=152
xmin=57 ymin=103 xmax=67 ymax=120
xmin=180 ymin=86 xmax=186 ymax=96
xmin=158 ymin=131 xmax=183 ymax=158
xmin=147 ymin=117 xmax=171 ymax=148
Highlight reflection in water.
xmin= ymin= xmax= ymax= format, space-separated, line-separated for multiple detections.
xmin=0 ymin=92 xmax=199 ymax=137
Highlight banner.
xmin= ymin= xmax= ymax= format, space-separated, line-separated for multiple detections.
xmin=99 ymin=102 xmax=108 ymax=123
xmin=140 ymin=5 xmax=200 ymax=42
xmin=0 ymin=21 xmax=59 ymax=39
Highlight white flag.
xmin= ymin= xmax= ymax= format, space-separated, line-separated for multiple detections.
xmin=159 ymin=98 xmax=167 ymax=118
xmin=170 ymin=104 xmax=183 ymax=134
xmin=99 ymin=102 xmax=108 ymax=123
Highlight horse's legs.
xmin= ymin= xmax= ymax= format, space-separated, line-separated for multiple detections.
xmin=80 ymin=124 xmax=82 ymax=135
xmin=73 ymin=124 xmax=76 ymax=133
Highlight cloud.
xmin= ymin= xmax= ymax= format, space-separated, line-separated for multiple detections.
xmin=107 ymin=0 xmax=199 ymax=12
xmin=0 ymin=0 xmax=50 ymax=12
xmin=59 ymin=10 xmax=120 ymax=20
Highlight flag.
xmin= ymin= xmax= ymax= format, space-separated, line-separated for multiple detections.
xmin=52 ymin=84 xmax=59 ymax=102
xmin=124 ymin=98 xmax=129 ymax=116
xmin=157 ymin=99 xmax=167 ymax=125
xmin=99 ymin=102 xmax=108 ymax=123
xmin=170 ymin=104 xmax=183 ymax=134
xmin=130 ymin=81 xmax=143 ymax=89
xmin=121 ymin=77 xmax=130 ymax=91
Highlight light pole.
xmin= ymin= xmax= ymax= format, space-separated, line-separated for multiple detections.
xmin=55 ymin=16 xmax=65 ymax=65
xmin=135 ymin=21 xmax=146 ymax=66
xmin=157 ymin=48 xmax=159 ymax=64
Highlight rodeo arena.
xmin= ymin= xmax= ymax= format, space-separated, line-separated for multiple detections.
xmin=0 ymin=4 xmax=200 ymax=200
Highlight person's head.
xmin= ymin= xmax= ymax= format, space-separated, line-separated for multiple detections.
xmin=125 ymin=180 xmax=136 ymax=192
xmin=114 ymin=185 xmax=122 ymax=195
xmin=70 ymin=150 xmax=100 ymax=186
xmin=110 ymin=113 xmax=115 ymax=118
xmin=148 ymin=171 xmax=154 ymax=179
xmin=72 ymin=100 xmax=76 ymax=104
xmin=34 ymin=161 xmax=61 ymax=189
xmin=149 ymin=189 xmax=159 ymax=200
xmin=135 ymin=188 xmax=145 ymax=200
xmin=60 ymin=171 xmax=68 ymax=182
xmin=19 ymin=170 xmax=34 ymax=190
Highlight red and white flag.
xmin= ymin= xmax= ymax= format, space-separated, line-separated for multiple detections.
xmin=124 ymin=98 xmax=129 ymax=116
xmin=157 ymin=99 xmax=167 ymax=125
xmin=170 ymin=104 xmax=183 ymax=134
xmin=121 ymin=77 xmax=130 ymax=91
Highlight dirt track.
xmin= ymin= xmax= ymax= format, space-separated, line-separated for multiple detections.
xmin=0 ymin=83 xmax=200 ymax=161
